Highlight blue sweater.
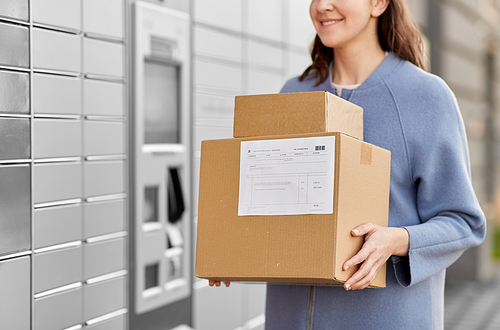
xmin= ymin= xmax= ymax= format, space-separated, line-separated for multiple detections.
xmin=265 ymin=53 xmax=486 ymax=329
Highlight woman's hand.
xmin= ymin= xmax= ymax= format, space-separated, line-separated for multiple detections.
xmin=208 ymin=280 xmax=230 ymax=287
xmin=343 ymin=223 xmax=409 ymax=291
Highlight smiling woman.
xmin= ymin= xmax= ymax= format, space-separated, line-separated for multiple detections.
xmin=263 ymin=0 xmax=486 ymax=329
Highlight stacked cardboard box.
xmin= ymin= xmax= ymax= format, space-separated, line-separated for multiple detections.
xmin=195 ymin=91 xmax=391 ymax=288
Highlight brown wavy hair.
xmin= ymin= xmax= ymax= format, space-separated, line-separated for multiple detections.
xmin=299 ymin=0 xmax=425 ymax=86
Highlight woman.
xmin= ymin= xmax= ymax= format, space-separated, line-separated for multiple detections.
xmin=213 ymin=0 xmax=486 ymax=328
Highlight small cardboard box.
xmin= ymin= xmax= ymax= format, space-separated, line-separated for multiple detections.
xmin=233 ymin=91 xmax=364 ymax=140
xmin=195 ymin=132 xmax=390 ymax=287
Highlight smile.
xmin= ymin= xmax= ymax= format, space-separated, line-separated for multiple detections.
xmin=321 ymin=19 xmax=343 ymax=26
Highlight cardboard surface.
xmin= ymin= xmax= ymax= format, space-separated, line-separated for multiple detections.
xmin=195 ymin=132 xmax=390 ymax=287
xmin=233 ymin=91 xmax=364 ymax=140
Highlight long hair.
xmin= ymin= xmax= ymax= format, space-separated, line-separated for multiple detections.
xmin=299 ymin=0 xmax=425 ymax=86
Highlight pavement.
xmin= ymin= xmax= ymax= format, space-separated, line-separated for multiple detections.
xmin=444 ymin=269 xmax=500 ymax=330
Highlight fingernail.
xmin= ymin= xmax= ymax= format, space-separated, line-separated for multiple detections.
xmin=345 ymin=283 xmax=351 ymax=291
xmin=352 ymin=229 xmax=359 ymax=235
xmin=344 ymin=265 xmax=349 ymax=271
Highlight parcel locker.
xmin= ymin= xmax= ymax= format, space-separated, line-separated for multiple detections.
xmin=83 ymin=0 xmax=124 ymax=39
xmin=34 ymin=246 xmax=83 ymax=294
xmin=34 ymin=204 xmax=83 ymax=249
xmin=32 ymin=0 xmax=81 ymax=31
xmin=84 ymin=121 xmax=125 ymax=156
xmin=34 ymin=162 xmax=83 ymax=205
xmin=0 ymin=22 xmax=29 ymax=68
xmin=34 ymin=287 xmax=83 ymax=330
xmin=0 ymin=256 xmax=30 ymax=330
xmin=33 ymin=28 xmax=81 ymax=73
xmin=84 ymin=276 xmax=126 ymax=321
xmin=84 ymin=200 xmax=125 ymax=239
xmin=33 ymin=74 xmax=82 ymax=115
xmin=84 ymin=161 xmax=125 ymax=198
xmin=84 ymin=38 xmax=124 ymax=78
xmin=33 ymin=119 xmax=82 ymax=159
xmin=83 ymin=79 xmax=124 ymax=117
xmin=0 ymin=118 xmax=30 ymax=160
xmin=0 ymin=164 xmax=31 ymax=256
xmin=85 ymin=315 xmax=126 ymax=330
xmin=0 ymin=0 xmax=29 ymax=21
xmin=0 ymin=70 xmax=29 ymax=114
xmin=84 ymin=238 xmax=126 ymax=280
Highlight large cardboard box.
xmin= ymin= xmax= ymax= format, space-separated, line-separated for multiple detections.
xmin=233 ymin=91 xmax=364 ymax=140
xmin=195 ymin=132 xmax=391 ymax=287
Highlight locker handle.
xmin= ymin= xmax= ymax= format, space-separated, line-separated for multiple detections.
xmin=168 ymin=168 xmax=185 ymax=223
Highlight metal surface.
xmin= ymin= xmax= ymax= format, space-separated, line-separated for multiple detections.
xmin=0 ymin=70 xmax=29 ymax=114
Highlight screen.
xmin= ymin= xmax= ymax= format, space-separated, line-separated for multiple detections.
xmin=144 ymin=59 xmax=180 ymax=144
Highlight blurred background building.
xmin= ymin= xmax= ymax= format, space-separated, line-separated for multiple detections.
xmin=0 ymin=0 xmax=499 ymax=329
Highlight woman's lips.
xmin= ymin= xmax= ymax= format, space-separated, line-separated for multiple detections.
xmin=321 ymin=18 xmax=343 ymax=26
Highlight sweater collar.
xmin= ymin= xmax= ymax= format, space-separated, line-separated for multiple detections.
xmin=318 ymin=52 xmax=403 ymax=93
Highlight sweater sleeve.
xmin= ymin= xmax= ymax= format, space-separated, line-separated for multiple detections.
xmin=392 ymin=77 xmax=486 ymax=287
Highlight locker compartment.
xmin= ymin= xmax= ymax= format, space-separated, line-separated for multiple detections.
xmin=0 ymin=164 xmax=30 ymax=255
xmin=34 ymin=287 xmax=83 ymax=330
xmin=84 ymin=276 xmax=126 ymax=321
xmin=193 ymin=284 xmax=243 ymax=330
xmin=247 ymin=69 xmax=283 ymax=94
xmin=194 ymin=26 xmax=242 ymax=62
xmin=32 ymin=0 xmax=81 ymax=31
xmin=0 ymin=22 xmax=29 ymax=68
xmin=83 ymin=38 xmax=123 ymax=78
xmin=193 ymin=124 xmax=233 ymax=153
xmin=0 ymin=70 xmax=29 ymax=114
xmin=194 ymin=60 xmax=242 ymax=92
xmin=247 ymin=284 xmax=267 ymax=321
xmin=0 ymin=0 xmax=29 ymax=21
xmin=34 ymin=246 xmax=83 ymax=294
xmin=34 ymin=119 xmax=82 ymax=159
xmin=33 ymin=74 xmax=82 ymax=115
xmin=34 ymin=162 xmax=83 ymax=204
xmin=33 ymin=28 xmax=81 ymax=73
xmin=84 ymin=121 xmax=124 ymax=156
xmin=248 ymin=40 xmax=282 ymax=69
xmin=0 ymin=256 xmax=30 ymax=330
xmin=34 ymin=204 xmax=83 ymax=249
xmin=83 ymin=79 xmax=124 ymax=117
xmin=84 ymin=199 xmax=125 ymax=239
xmin=194 ymin=0 xmax=242 ymax=32
xmin=248 ymin=0 xmax=282 ymax=42
xmin=85 ymin=315 xmax=125 ymax=330
xmin=0 ymin=118 xmax=30 ymax=160
xmin=84 ymin=161 xmax=124 ymax=198
xmin=83 ymin=0 xmax=124 ymax=39
xmin=84 ymin=238 xmax=125 ymax=280
xmin=194 ymin=92 xmax=234 ymax=120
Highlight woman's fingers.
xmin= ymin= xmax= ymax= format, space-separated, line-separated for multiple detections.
xmin=208 ymin=280 xmax=231 ymax=287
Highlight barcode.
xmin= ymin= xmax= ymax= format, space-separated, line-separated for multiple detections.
xmin=315 ymin=145 xmax=326 ymax=151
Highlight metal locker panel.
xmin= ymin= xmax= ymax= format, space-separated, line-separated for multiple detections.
xmin=85 ymin=315 xmax=125 ymax=330
xmin=34 ymin=287 xmax=83 ymax=330
xmin=247 ymin=69 xmax=283 ymax=94
xmin=33 ymin=28 xmax=81 ymax=73
xmin=194 ymin=26 xmax=242 ymax=62
xmin=194 ymin=0 xmax=242 ymax=32
xmin=34 ymin=119 xmax=82 ymax=159
xmin=83 ymin=0 xmax=124 ymax=39
xmin=32 ymin=0 xmax=81 ymax=31
xmin=84 ymin=121 xmax=124 ymax=156
xmin=0 ymin=0 xmax=29 ymax=21
xmin=248 ymin=40 xmax=282 ymax=69
xmin=194 ymin=60 xmax=242 ymax=92
xmin=0 ymin=118 xmax=30 ymax=160
xmin=0 ymin=22 xmax=29 ymax=68
xmin=83 ymin=38 xmax=123 ymax=78
xmin=0 ymin=164 xmax=30 ymax=255
xmin=84 ymin=161 xmax=124 ymax=198
xmin=247 ymin=284 xmax=267 ymax=321
xmin=34 ymin=162 xmax=83 ymax=204
xmin=247 ymin=0 xmax=282 ymax=41
xmin=193 ymin=284 xmax=243 ymax=330
xmin=84 ymin=276 xmax=126 ymax=321
xmin=84 ymin=200 xmax=125 ymax=239
xmin=0 ymin=256 xmax=30 ymax=330
xmin=34 ymin=246 xmax=83 ymax=294
xmin=84 ymin=238 xmax=125 ymax=280
xmin=83 ymin=79 xmax=124 ymax=117
xmin=34 ymin=204 xmax=83 ymax=249
xmin=0 ymin=70 xmax=29 ymax=114
xmin=33 ymin=74 xmax=82 ymax=115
